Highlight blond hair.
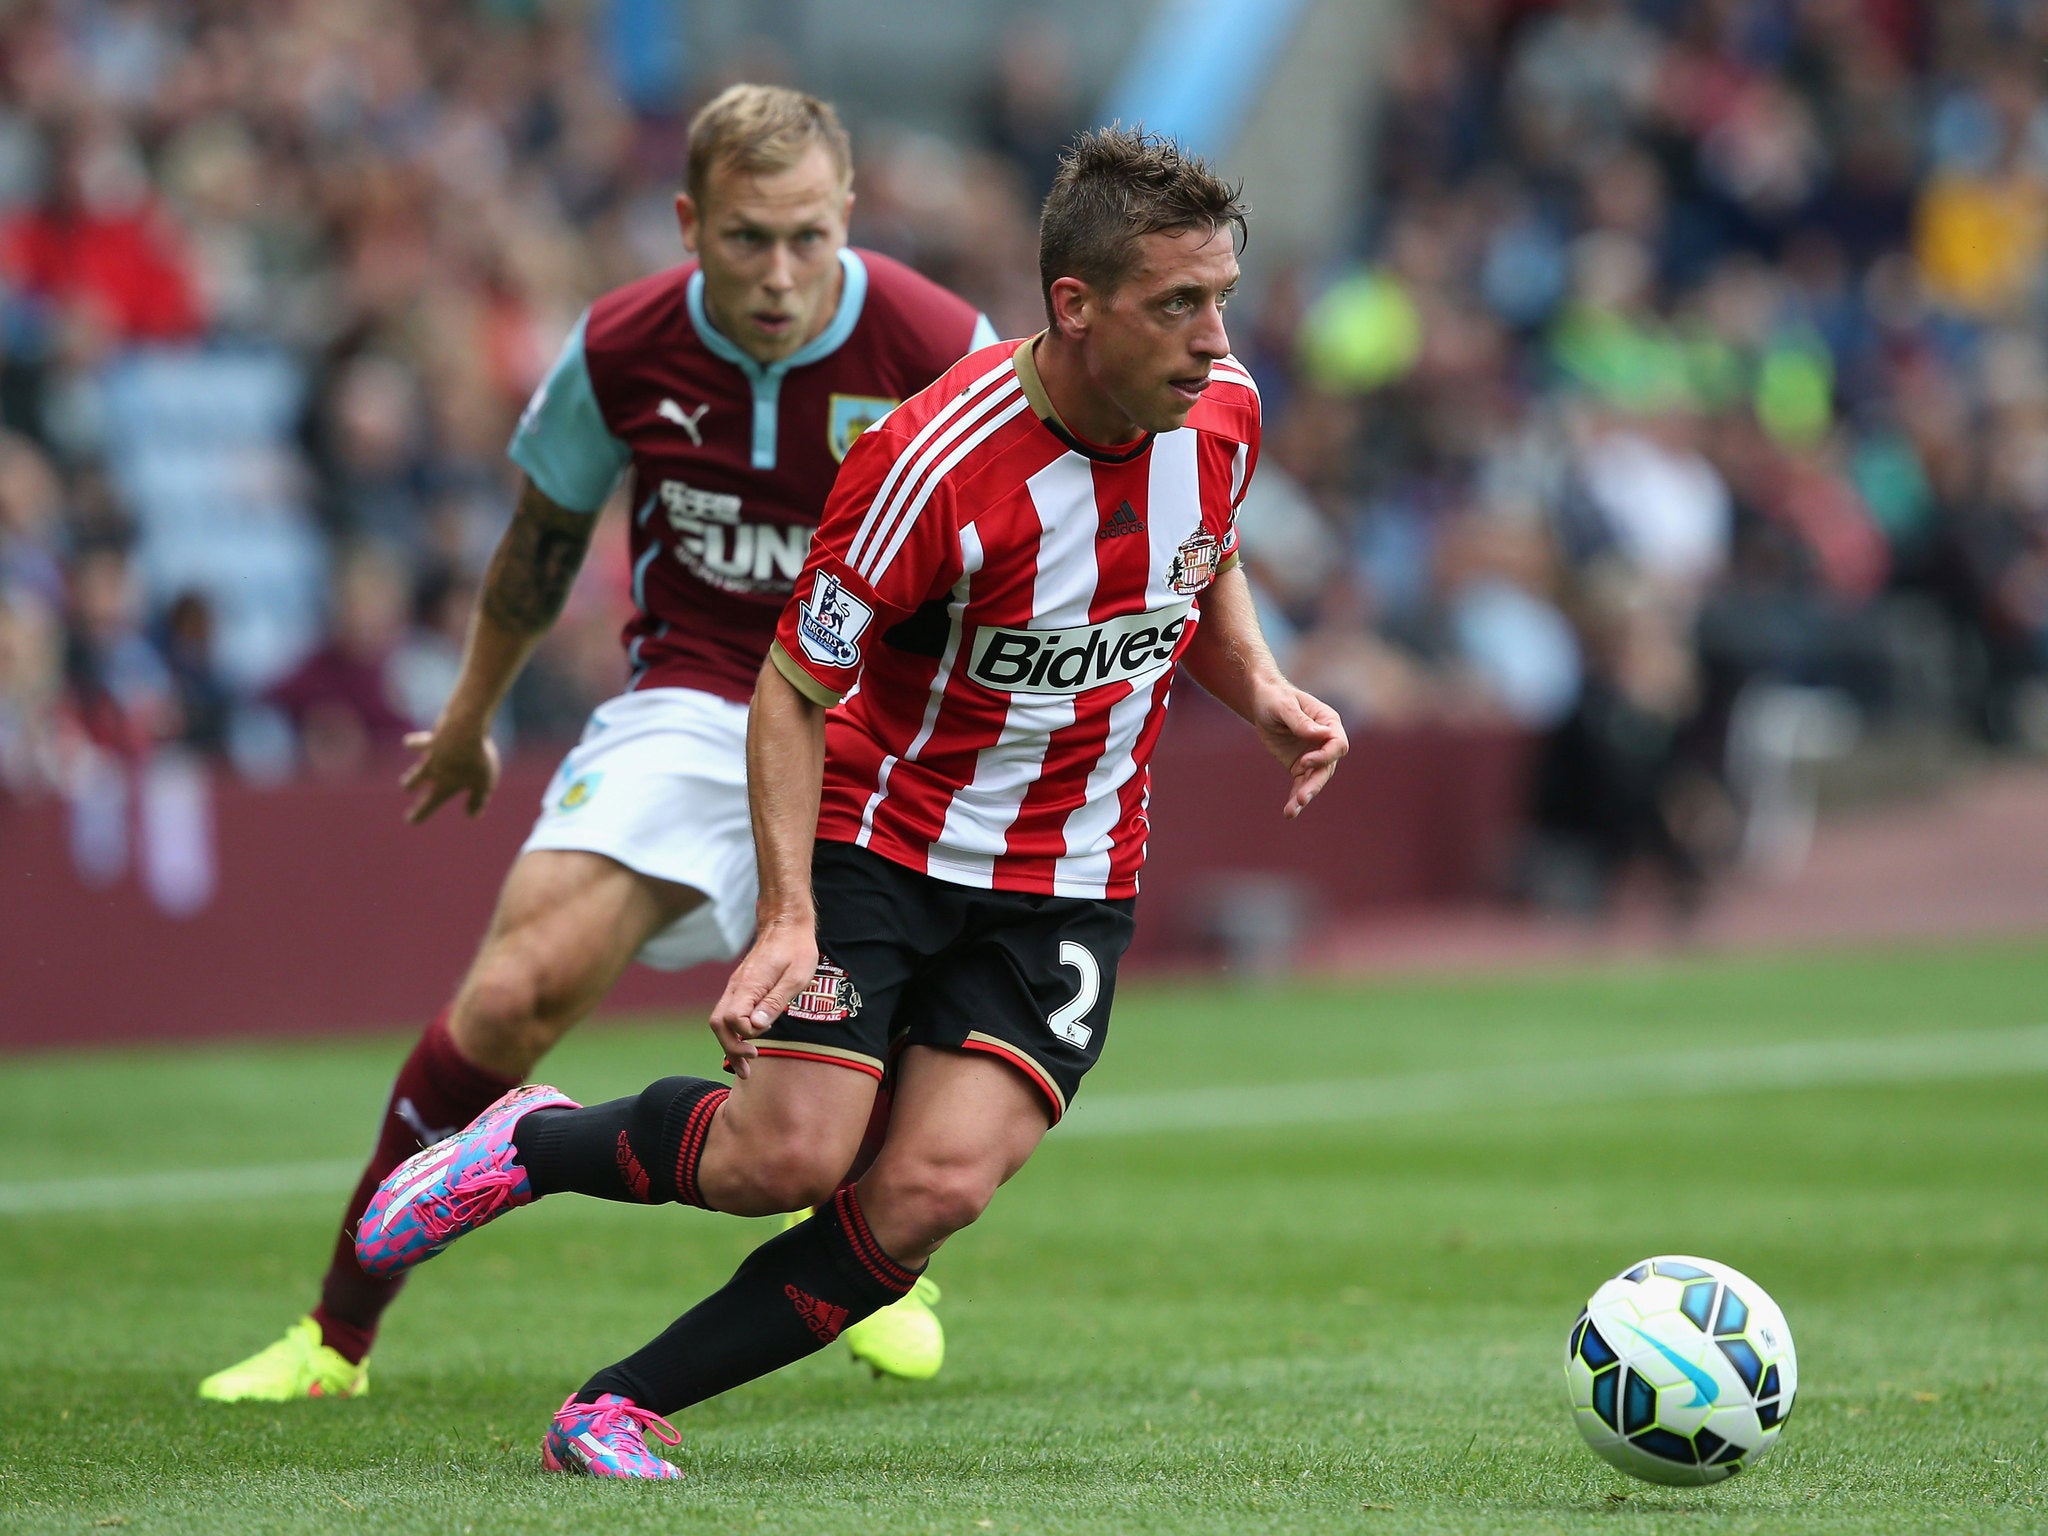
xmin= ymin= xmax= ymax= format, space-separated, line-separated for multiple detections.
xmin=686 ymin=84 xmax=852 ymax=202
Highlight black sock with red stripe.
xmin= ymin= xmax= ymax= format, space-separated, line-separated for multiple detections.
xmin=578 ymin=1186 xmax=920 ymax=1413
xmin=511 ymin=1076 xmax=729 ymax=1208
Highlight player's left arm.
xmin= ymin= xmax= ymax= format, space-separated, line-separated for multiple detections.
xmin=1179 ymin=563 xmax=1348 ymax=819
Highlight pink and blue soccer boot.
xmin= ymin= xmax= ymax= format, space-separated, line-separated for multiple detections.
xmin=354 ymin=1084 xmax=577 ymax=1279
xmin=541 ymin=1393 xmax=684 ymax=1479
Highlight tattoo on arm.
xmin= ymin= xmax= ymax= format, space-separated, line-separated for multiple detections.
xmin=480 ymin=484 xmax=596 ymax=635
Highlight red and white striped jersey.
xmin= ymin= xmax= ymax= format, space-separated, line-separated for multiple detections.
xmin=770 ymin=337 xmax=1260 ymax=899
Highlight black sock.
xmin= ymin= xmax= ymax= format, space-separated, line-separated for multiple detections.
xmin=579 ymin=1186 xmax=920 ymax=1413
xmin=512 ymin=1076 xmax=729 ymax=1206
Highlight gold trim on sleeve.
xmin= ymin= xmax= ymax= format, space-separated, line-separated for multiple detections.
xmin=769 ymin=640 xmax=843 ymax=707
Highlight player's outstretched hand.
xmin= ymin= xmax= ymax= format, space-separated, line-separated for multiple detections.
xmin=709 ymin=921 xmax=818 ymax=1079
xmin=1252 ymin=684 xmax=1349 ymax=819
xmin=400 ymin=724 xmax=501 ymax=823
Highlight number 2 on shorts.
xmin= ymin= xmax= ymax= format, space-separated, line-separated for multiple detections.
xmin=1048 ymin=940 xmax=1099 ymax=1049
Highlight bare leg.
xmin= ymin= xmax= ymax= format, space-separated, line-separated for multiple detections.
xmin=448 ymin=849 xmax=704 ymax=1077
xmin=855 ymin=1046 xmax=1053 ymax=1265
xmin=321 ymin=853 xmax=700 ymax=1344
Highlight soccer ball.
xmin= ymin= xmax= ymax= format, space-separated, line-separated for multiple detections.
xmin=1564 ymin=1255 xmax=1797 ymax=1486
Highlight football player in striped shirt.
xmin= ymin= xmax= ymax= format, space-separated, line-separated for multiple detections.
xmin=355 ymin=127 xmax=1346 ymax=1480
xmin=199 ymin=85 xmax=994 ymax=1405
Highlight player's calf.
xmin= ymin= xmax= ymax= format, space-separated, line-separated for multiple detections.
xmin=510 ymin=1075 xmax=735 ymax=1207
xmin=572 ymin=1184 xmax=921 ymax=1414
xmin=512 ymin=1069 xmax=863 ymax=1215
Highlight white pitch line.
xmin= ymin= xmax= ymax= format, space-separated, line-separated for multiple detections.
xmin=0 ymin=1159 xmax=364 ymax=1217
xmin=1060 ymin=1022 xmax=2048 ymax=1138
xmin=3 ymin=1025 xmax=2046 ymax=1217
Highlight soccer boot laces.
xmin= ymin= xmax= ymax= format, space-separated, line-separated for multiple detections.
xmin=355 ymin=1084 xmax=578 ymax=1279
xmin=541 ymin=1392 xmax=684 ymax=1479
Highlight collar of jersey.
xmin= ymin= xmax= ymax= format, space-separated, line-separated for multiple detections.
xmin=684 ymin=248 xmax=869 ymax=469
xmin=1013 ymin=335 xmax=1154 ymax=465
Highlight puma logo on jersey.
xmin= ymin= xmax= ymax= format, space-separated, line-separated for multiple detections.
xmin=967 ymin=603 xmax=1192 ymax=696
xmin=656 ymin=398 xmax=709 ymax=445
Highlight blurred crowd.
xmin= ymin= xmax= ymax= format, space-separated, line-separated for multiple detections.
xmin=5 ymin=0 xmax=2048 ymax=914
xmin=1230 ymin=0 xmax=2048 ymax=910
xmin=0 ymin=0 xmax=1063 ymax=804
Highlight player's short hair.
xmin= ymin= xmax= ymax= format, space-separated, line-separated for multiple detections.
xmin=1039 ymin=126 xmax=1247 ymax=321
xmin=686 ymin=84 xmax=853 ymax=203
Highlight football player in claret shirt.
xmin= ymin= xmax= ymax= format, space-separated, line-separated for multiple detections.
xmin=355 ymin=127 xmax=1348 ymax=1480
xmin=198 ymin=85 xmax=994 ymax=1405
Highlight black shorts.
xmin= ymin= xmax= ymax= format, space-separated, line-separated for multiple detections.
xmin=754 ymin=840 xmax=1136 ymax=1122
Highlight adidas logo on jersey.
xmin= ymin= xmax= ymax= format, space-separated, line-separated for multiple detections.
xmin=1097 ymin=500 xmax=1146 ymax=539
xmin=966 ymin=603 xmax=1192 ymax=696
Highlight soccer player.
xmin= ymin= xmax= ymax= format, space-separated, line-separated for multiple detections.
xmin=199 ymin=84 xmax=995 ymax=1403
xmin=355 ymin=126 xmax=1348 ymax=1478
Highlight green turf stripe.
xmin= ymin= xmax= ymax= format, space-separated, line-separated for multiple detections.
xmin=1064 ymin=1022 xmax=2048 ymax=1136
xmin=4 ymin=1022 xmax=2045 ymax=1217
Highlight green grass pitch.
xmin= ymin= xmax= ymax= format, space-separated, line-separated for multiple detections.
xmin=3 ymin=940 xmax=2046 ymax=1534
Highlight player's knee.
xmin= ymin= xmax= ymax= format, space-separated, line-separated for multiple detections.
xmin=457 ymin=948 xmax=570 ymax=1059
xmin=460 ymin=953 xmax=541 ymax=1033
xmin=733 ymin=1145 xmax=843 ymax=1215
xmin=866 ymin=1159 xmax=995 ymax=1250
xmin=700 ymin=1117 xmax=842 ymax=1215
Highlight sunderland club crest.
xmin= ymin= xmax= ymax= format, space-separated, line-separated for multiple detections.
xmin=1167 ymin=527 xmax=1224 ymax=594
xmin=787 ymin=958 xmax=862 ymax=1023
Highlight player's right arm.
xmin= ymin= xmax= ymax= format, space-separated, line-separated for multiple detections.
xmin=404 ymin=310 xmax=629 ymax=823
xmin=708 ymin=417 xmax=962 ymax=1063
xmin=707 ymin=658 xmax=825 ymax=1073
xmin=401 ymin=478 xmax=596 ymax=823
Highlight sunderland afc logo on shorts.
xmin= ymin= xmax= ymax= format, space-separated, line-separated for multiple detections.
xmin=1167 ymin=528 xmax=1224 ymax=594
xmin=796 ymin=571 xmax=873 ymax=670
xmin=827 ymin=394 xmax=897 ymax=462
xmin=786 ymin=958 xmax=861 ymax=1023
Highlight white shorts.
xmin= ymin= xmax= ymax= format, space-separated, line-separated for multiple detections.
xmin=520 ymin=688 xmax=757 ymax=971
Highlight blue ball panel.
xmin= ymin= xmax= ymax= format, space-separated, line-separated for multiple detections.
xmin=1591 ymin=1366 xmax=1620 ymax=1429
xmin=1633 ymin=1427 xmax=1697 ymax=1464
xmin=1718 ymin=1337 xmax=1764 ymax=1394
xmin=1680 ymin=1281 xmax=1717 ymax=1331
xmin=1623 ymin=1368 xmax=1657 ymax=1434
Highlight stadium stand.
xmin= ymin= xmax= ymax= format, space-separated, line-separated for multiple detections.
xmin=6 ymin=0 xmax=2048 ymax=949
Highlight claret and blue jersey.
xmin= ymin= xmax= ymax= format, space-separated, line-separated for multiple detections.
xmin=508 ymin=246 xmax=995 ymax=702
